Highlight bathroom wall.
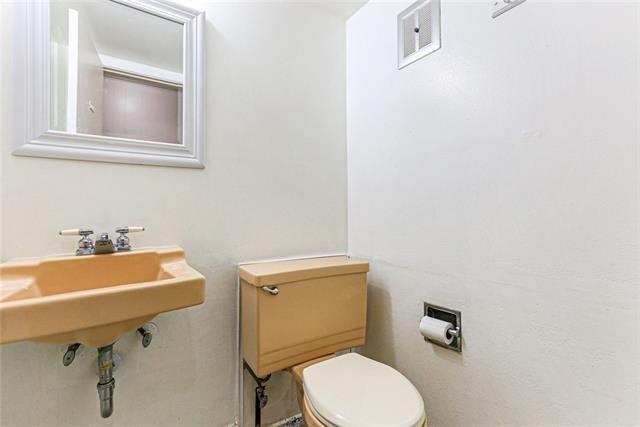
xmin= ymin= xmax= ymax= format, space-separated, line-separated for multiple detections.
xmin=0 ymin=1 xmax=346 ymax=425
xmin=102 ymin=75 xmax=182 ymax=144
xmin=347 ymin=1 xmax=639 ymax=426
xmin=50 ymin=3 xmax=69 ymax=132
xmin=76 ymin=10 xmax=104 ymax=135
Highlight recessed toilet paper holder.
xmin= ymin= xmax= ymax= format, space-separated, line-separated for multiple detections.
xmin=423 ymin=302 xmax=462 ymax=353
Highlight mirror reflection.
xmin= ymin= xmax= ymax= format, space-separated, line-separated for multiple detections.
xmin=50 ymin=1 xmax=184 ymax=144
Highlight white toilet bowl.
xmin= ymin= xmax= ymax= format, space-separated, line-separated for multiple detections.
xmin=292 ymin=353 xmax=427 ymax=427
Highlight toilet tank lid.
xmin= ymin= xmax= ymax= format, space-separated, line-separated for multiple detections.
xmin=239 ymin=256 xmax=369 ymax=286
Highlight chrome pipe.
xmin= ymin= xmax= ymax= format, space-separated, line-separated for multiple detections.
xmin=96 ymin=344 xmax=116 ymax=418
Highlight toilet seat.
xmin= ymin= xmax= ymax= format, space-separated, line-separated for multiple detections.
xmin=304 ymin=393 xmax=339 ymax=427
xmin=302 ymin=353 xmax=425 ymax=427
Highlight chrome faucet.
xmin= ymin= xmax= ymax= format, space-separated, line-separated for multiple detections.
xmin=94 ymin=232 xmax=115 ymax=255
xmin=115 ymin=226 xmax=145 ymax=251
xmin=59 ymin=228 xmax=95 ymax=256
xmin=59 ymin=226 xmax=145 ymax=255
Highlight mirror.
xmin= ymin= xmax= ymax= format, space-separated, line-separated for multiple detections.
xmin=50 ymin=1 xmax=184 ymax=144
xmin=12 ymin=0 xmax=205 ymax=168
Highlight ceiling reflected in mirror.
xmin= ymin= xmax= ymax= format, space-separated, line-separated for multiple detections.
xmin=50 ymin=0 xmax=184 ymax=144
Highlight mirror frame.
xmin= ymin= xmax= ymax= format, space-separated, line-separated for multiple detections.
xmin=11 ymin=0 xmax=205 ymax=168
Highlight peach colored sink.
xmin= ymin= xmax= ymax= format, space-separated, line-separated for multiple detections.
xmin=0 ymin=247 xmax=205 ymax=347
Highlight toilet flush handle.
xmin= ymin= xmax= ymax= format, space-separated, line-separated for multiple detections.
xmin=260 ymin=286 xmax=279 ymax=296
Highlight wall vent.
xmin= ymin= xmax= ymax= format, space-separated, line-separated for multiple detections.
xmin=397 ymin=0 xmax=441 ymax=69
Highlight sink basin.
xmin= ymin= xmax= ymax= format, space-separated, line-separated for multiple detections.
xmin=0 ymin=247 xmax=205 ymax=347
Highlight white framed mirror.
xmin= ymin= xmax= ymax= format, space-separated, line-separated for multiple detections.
xmin=11 ymin=0 xmax=205 ymax=168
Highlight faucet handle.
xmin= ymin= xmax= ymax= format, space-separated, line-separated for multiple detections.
xmin=115 ymin=226 xmax=144 ymax=251
xmin=59 ymin=228 xmax=94 ymax=256
xmin=59 ymin=228 xmax=94 ymax=236
xmin=115 ymin=226 xmax=144 ymax=234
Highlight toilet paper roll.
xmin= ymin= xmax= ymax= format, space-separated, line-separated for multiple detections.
xmin=419 ymin=316 xmax=454 ymax=345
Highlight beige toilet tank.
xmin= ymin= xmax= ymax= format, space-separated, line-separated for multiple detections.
xmin=240 ymin=256 xmax=369 ymax=377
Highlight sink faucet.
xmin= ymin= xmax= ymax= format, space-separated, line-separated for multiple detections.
xmin=94 ymin=233 xmax=115 ymax=255
xmin=114 ymin=226 xmax=145 ymax=251
xmin=59 ymin=226 xmax=145 ymax=256
xmin=59 ymin=228 xmax=94 ymax=256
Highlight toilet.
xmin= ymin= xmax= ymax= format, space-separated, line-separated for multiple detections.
xmin=240 ymin=256 xmax=427 ymax=427
xmin=291 ymin=353 xmax=426 ymax=427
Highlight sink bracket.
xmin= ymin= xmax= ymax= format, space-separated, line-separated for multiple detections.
xmin=63 ymin=343 xmax=81 ymax=366
xmin=137 ymin=322 xmax=158 ymax=348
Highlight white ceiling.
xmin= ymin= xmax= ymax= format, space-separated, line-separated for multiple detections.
xmin=53 ymin=0 xmax=369 ymax=75
xmin=312 ymin=1 xmax=369 ymax=20
xmin=65 ymin=0 xmax=184 ymax=73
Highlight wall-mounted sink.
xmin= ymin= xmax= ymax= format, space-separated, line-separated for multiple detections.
xmin=0 ymin=247 xmax=205 ymax=348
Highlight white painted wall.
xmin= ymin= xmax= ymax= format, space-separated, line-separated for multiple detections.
xmin=50 ymin=2 xmax=69 ymax=132
xmin=76 ymin=9 xmax=104 ymax=135
xmin=0 ymin=1 xmax=346 ymax=425
xmin=347 ymin=1 xmax=639 ymax=426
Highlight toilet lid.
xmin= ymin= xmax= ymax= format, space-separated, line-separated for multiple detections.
xmin=302 ymin=353 xmax=425 ymax=427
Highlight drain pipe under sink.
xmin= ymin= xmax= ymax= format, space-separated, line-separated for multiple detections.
xmin=96 ymin=344 xmax=116 ymax=418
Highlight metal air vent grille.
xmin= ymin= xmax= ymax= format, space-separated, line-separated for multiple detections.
xmin=397 ymin=0 xmax=441 ymax=69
